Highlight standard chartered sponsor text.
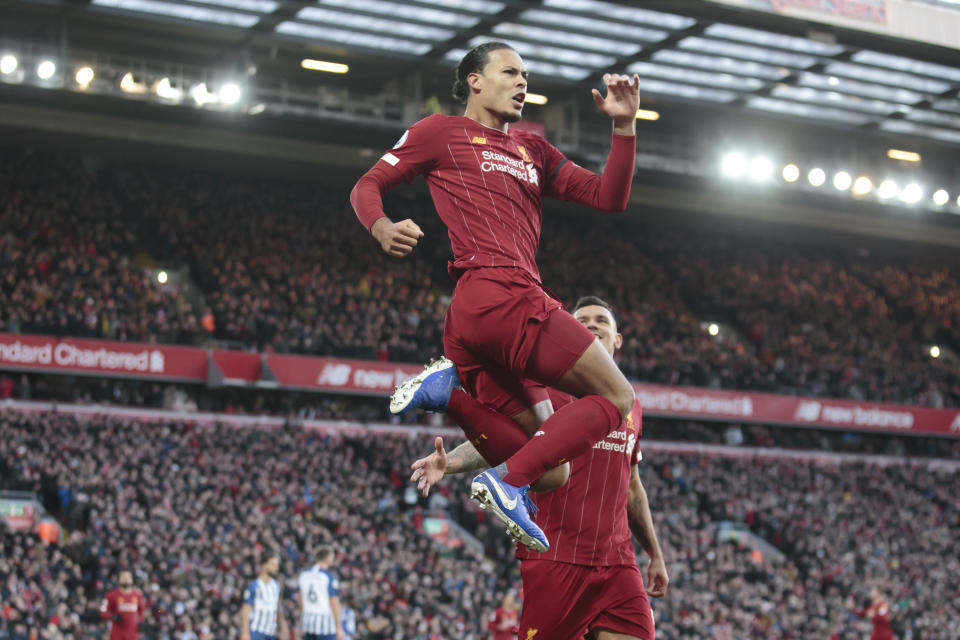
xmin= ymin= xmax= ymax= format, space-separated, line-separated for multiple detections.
xmin=637 ymin=389 xmax=754 ymax=417
xmin=0 ymin=340 xmax=154 ymax=372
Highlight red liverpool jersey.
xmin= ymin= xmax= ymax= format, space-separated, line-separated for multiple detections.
xmin=99 ymin=589 xmax=145 ymax=640
xmin=516 ymin=393 xmax=643 ymax=566
xmin=381 ymin=114 xmax=621 ymax=283
xmin=855 ymin=601 xmax=894 ymax=640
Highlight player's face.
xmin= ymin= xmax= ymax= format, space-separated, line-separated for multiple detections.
xmin=574 ymin=305 xmax=622 ymax=356
xmin=118 ymin=572 xmax=133 ymax=590
xmin=264 ymin=557 xmax=280 ymax=577
xmin=473 ymin=48 xmax=528 ymax=123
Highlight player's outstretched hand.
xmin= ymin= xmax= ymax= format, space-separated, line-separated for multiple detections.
xmin=645 ymin=556 xmax=669 ymax=598
xmin=410 ymin=436 xmax=447 ymax=497
xmin=371 ymin=217 xmax=423 ymax=258
xmin=591 ymin=73 xmax=640 ymax=131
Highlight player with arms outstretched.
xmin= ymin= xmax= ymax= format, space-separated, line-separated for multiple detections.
xmin=411 ymin=297 xmax=668 ymax=639
xmin=351 ymin=42 xmax=641 ymax=552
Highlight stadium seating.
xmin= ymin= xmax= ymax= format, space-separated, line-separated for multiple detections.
xmin=1 ymin=147 xmax=955 ymax=407
xmin=1 ymin=411 xmax=957 ymax=639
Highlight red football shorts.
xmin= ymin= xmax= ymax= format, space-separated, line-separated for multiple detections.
xmin=519 ymin=560 xmax=655 ymax=640
xmin=443 ymin=267 xmax=595 ymax=417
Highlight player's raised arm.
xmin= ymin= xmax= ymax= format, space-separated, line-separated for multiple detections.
xmin=544 ymin=73 xmax=639 ymax=212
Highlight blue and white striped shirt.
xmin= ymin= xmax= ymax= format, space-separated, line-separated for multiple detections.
xmin=298 ymin=566 xmax=339 ymax=635
xmin=244 ymin=578 xmax=280 ymax=636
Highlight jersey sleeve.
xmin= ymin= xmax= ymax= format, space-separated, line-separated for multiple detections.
xmin=378 ymin=114 xmax=445 ymax=183
xmin=531 ymin=136 xmax=571 ymax=197
xmin=98 ymin=592 xmax=115 ymax=619
xmin=328 ymin=572 xmax=340 ymax=598
xmin=243 ymin=581 xmax=256 ymax=605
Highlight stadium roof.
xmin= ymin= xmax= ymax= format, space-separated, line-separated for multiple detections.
xmin=4 ymin=0 xmax=960 ymax=148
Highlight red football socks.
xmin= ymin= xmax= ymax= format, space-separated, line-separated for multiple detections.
xmin=447 ymin=389 xmax=528 ymax=467
xmin=503 ymin=395 xmax=621 ymax=487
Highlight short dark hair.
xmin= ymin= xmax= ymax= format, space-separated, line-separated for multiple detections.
xmin=452 ymin=42 xmax=516 ymax=103
xmin=315 ymin=546 xmax=333 ymax=563
xmin=260 ymin=551 xmax=279 ymax=566
xmin=573 ymin=296 xmax=614 ymax=315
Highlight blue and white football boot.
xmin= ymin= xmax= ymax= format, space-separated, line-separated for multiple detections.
xmin=470 ymin=468 xmax=549 ymax=553
xmin=389 ymin=356 xmax=459 ymax=415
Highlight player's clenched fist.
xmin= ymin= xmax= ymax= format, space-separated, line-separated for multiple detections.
xmin=371 ymin=217 xmax=424 ymax=257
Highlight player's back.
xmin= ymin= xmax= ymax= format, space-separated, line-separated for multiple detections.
xmin=298 ymin=566 xmax=340 ymax=636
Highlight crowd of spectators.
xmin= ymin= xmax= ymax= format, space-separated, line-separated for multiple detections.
xmin=0 ymin=150 xmax=200 ymax=346
xmin=1 ymin=146 xmax=957 ymax=407
xmin=2 ymin=410 xmax=959 ymax=639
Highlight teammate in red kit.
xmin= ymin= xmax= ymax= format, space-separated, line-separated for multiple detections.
xmin=352 ymin=41 xmax=641 ymax=551
xmin=850 ymin=588 xmax=895 ymax=640
xmin=99 ymin=570 xmax=146 ymax=640
xmin=411 ymin=297 xmax=668 ymax=640
xmin=487 ymin=591 xmax=520 ymax=640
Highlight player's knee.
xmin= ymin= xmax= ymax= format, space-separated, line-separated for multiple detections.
xmin=531 ymin=462 xmax=569 ymax=492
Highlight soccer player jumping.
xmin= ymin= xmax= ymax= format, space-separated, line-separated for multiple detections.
xmin=351 ymin=42 xmax=640 ymax=551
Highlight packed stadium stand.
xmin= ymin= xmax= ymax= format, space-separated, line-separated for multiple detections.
xmin=2 ymin=148 xmax=957 ymax=407
xmin=2 ymin=411 xmax=958 ymax=639
xmin=3 ymin=1 xmax=960 ymax=639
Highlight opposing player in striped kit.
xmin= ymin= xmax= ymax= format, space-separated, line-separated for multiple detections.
xmin=241 ymin=552 xmax=287 ymax=640
xmin=297 ymin=546 xmax=344 ymax=640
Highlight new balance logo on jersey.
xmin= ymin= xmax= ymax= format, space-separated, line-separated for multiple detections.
xmin=471 ymin=136 xmax=487 ymax=145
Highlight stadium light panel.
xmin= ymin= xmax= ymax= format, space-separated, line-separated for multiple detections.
xmin=120 ymin=72 xmax=147 ymax=94
xmin=36 ymin=60 xmax=56 ymax=80
xmin=887 ymin=148 xmax=921 ymax=162
xmin=418 ymin=0 xmax=504 ymax=13
xmin=277 ymin=21 xmax=432 ymax=56
xmin=852 ymin=176 xmax=873 ymax=196
xmin=652 ymin=50 xmax=788 ymax=81
xmin=91 ymin=0 xmax=264 ymax=28
xmin=75 ymin=66 xmax=95 ymax=88
xmin=219 ymin=83 xmax=242 ymax=106
xmin=519 ymin=9 xmax=667 ymax=42
xmin=900 ymin=183 xmax=923 ymax=204
xmin=476 ymin=35 xmax=616 ymax=69
xmin=704 ymin=23 xmax=845 ymax=56
xmin=824 ymin=61 xmax=950 ymax=94
xmin=543 ymin=0 xmax=696 ymax=30
xmin=635 ymin=109 xmax=659 ymax=121
xmin=678 ymin=36 xmax=817 ymax=69
xmin=721 ymin=152 xmax=747 ymax=178
xmin=493 ymin=22 xmax=641 ymax=57
xmin=190 ymin=82 xmax=215 ymax=106
xmin=877 ymin=179 xmax=899 ymax=200
xmin=746 ymin=97 xmax=873 ymax=125
xmin=627 ymin=61 xmax=764 ymax=91
xmin=628 ymin=77 xmax=737 ymax=103
xmin=796 ymin=72 xmax=924 ymax=105
xmin=851 ymin=50 xmax=960 ymax=83
xmin=322 ymin=0 xmax=481 ymax=28
xmin=929 ymin=345 xmax=941 ymax=359
xmin=833 ymin=171 xmax=852 ymax=191
xmin=155 ymin=77 xmax=183 ymax=101
xmin=770 ymin=85 xmax=899 ymax=115
xmin=880 ymin=120 xmax=960 ymax=145
xmin=297 ymin=7 xmax=456 ymax=41
xmin=0 ymin=55 xmax=17 ymax=75
xmin=524 ymin=93 xmax=548 ymax=105
xmin=932 ymin=189 xmax=949 ymax=206
xmin=782 ymin=163 xmax=800 ymax=182
xmin=748 ymin=156 xmax=774 ymax=182
xmin=301 ymin=59 xmax=349 ymax=74
xmin=807 ymin=167 xmax=826 ymax=187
